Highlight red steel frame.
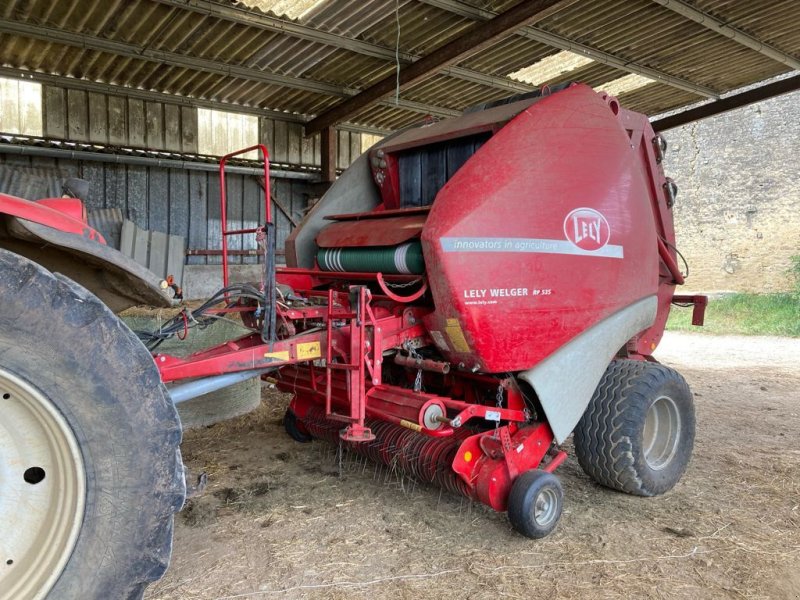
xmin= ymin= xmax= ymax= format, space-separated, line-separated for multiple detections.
xmin=0 ymin=85 xmax=711 ymax=524
xmin=219 ymin=144 xmax=271 ymax=289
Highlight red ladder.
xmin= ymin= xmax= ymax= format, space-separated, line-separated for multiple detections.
xmin=324 ymin=286 xmax=377 ymax=442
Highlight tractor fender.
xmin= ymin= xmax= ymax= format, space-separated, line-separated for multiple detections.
xmin=0 ymin=192 xmax=102 ymax=241
xmin=518 ymin=295 xmax=657 ymax=443
xmin=0 ymin=193 xmax=174 ymax=312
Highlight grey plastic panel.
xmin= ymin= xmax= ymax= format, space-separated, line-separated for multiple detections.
xmin=518 ymin=296 xmax=658 ymax=444
xmin=286 ymin=150 xmax=380 ymax=268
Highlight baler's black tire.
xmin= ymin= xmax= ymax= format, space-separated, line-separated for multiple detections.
xmin=507 ymin=470 xmax=564 ymax=539
xmin=284 ymin=408 xmax=313 ymax=443
xmin=0 ymin=249 xmax=185 ymax=600
xmin=573 ymin=359 xmax=695 ymax=497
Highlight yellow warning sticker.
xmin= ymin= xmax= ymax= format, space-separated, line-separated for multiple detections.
xmin=296 ymin=341 xmax=321 ymax=360
xmin=263 ymin=351 xmax=290 ymax=361
xmin=445 ymin=318 xmax=470 ymax=353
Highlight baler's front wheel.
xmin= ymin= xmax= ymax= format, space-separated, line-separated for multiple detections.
xmin=507 ymin=470 xmax=564 ymax=539
xmin=573 ymin=359 xmax=695 ymax=496
xmin=283 ymin=408 xmax=313 ymax=443
xmin=0 ymin=249 xmax=185 ymax=600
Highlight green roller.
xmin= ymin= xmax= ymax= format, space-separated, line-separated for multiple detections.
xmin=317 ymin=241 xmax=425 ymax=274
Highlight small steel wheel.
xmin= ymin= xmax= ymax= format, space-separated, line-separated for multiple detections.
xmin=283 ymin=409 xmax=313 ymax=443
xmin=507 ymin=470 xmax=564 ymax=539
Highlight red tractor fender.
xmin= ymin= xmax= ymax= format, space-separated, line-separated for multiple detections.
xmin=0 ymin=192 xmax=106 ymax=243
xmin=0 ymin=192 xmax=174 ymax=312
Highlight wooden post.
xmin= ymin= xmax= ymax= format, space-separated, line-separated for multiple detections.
xmin=320 ymin=126 xmax=337 ymax=183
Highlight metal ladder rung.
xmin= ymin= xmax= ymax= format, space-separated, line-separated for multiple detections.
xmin=326 ymin=363 xmax=358 ymax=371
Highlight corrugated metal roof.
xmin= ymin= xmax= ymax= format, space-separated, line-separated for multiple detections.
xmin=0 ymin=0 xmax=797 ymax=133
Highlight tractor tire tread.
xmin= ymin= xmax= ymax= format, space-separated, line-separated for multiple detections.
xmin=0 ymin=250 xmax=185 ymax=600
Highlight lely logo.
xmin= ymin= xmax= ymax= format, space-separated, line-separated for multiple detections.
xmin=564 ymin=208 xmax=611 ymax=252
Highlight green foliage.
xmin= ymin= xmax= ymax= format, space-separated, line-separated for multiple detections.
xmin=790 ymin=255 xmax=800 ymax=298
xmin=666 ymin=292 xmax=800 ymax=337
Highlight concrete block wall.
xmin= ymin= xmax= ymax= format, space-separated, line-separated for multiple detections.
xmin=662 ymin=88 xmax=800 ymax=293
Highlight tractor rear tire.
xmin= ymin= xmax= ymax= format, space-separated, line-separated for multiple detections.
xmin=0 ymin=250 xmax=185 ymax=600
xmin=573 ymin=359 xmax=695 ymax=496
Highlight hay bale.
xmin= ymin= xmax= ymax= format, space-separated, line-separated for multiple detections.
xmin=121 ymin=311 xmax=262 ymax=429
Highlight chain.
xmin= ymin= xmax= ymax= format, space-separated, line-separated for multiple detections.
xmin=494 ymin=384 xmax=504 ymax=434
xmin=383 ymin=277 xmax=423 ymax=289
xmin=404 ymin=342 xmax=424 ymax=392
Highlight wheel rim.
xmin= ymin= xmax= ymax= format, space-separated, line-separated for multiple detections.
xmin=0 ymin=368 xmax=85 ymax=600
xmin=643 ymin=395 xmax=681 ymax=471
xmin=533 ymin=487 xmax=559 ymax=527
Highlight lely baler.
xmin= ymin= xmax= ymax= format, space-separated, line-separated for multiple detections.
xmin=0 ymin=82 xmax=705 ymax=599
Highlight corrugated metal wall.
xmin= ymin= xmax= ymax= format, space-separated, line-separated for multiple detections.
xmin=37 ymin=83 xmax=370 ymax=166
xmin=0 ymin=82 xmax=382 ymax=266
xmin=0 ymin=154 xmax=309 ymax=265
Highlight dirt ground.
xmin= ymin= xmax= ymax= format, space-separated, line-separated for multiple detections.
xmin=146 ymin=332 xmax=800 ymax=600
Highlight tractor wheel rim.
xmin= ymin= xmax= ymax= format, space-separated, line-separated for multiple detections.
xmin=643 ymin=395 xmax=681 ymax=471
xmin=533 ymin=487 xmax=559 ymax=527
xmin=0 ymin=368 xmax=85 ymax=600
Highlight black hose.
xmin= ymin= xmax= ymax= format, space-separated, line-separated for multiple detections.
xmin=138 ymin=283 xmax=265 ymax=351
xmin=262 ymin=221 xmax=277 ymax=344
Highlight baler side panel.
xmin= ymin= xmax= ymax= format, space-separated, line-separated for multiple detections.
xmin=619 ymin=109 xmax=683 ymax=355
xmin=421 ymin=84 xmax=660 ymax=373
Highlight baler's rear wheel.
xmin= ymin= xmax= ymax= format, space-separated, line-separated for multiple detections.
xmin=507 ymin=470 xmax=564 ymax=539
xmin=0 ymin=250 xmax=185 ymax=600
xmin=573 ymin=359 xmax=695 ymax=497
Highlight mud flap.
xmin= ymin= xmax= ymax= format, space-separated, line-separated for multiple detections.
xmin=3 ymin=217 xmax=174 ymax=311
xmin=518 ymin=296 xmax=658 ymax=443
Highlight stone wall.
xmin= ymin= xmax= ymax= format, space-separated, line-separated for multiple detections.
xmin=661 ymin=89 xmax=800 ymax=293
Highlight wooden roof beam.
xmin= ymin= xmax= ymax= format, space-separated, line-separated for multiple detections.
xmin=304 ymin=0 xmax=578 ymax=135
